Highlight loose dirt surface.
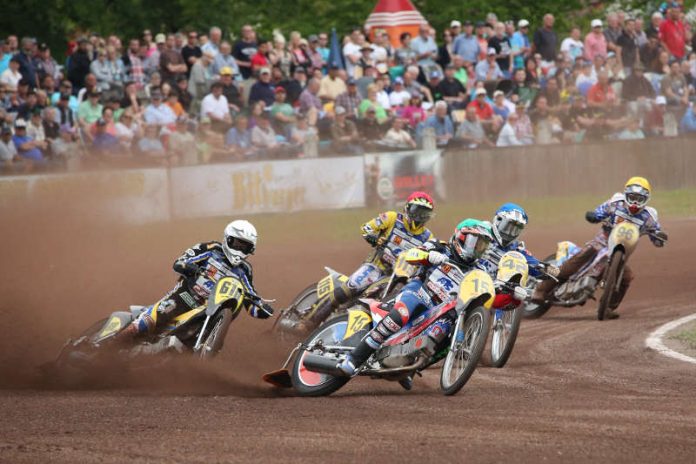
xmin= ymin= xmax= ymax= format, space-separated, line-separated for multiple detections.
xmin=1 ymin=197 xmax=695 ymax=463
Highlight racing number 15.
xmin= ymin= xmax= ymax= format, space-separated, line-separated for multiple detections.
xmin=471 ymin=278 xmax=491 ymax=293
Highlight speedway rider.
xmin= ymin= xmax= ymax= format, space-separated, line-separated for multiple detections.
xmin=478 ymin=203 xmax=558 ymax=305
xmin=300 ymin=191 xmax=436 ymax=331
xmin=109 ymin=220 xmax=274 ymax=352
xmin=338 ymin=219 xmax=493 ymax=378
xmin=532 ymin=177 xmax=668 ymax=318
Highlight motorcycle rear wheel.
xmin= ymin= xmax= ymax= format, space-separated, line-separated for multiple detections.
xmin=597 ymin=250 xmax=624 ymax=321
xmin=486 ymin=306 xmax=523 ymax=368
xmin=522 ymin=253 xmax=557 ymax=319
xmin=272 ymin=283 xmax=318 ymax=334
xmin=291 ymin=314 xmax=351 ymax=397
xmin=440 ymin=306 xmax=491 ymax=395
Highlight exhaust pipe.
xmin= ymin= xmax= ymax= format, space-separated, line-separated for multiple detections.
xmin=303 ymin=354 xmax=346 ymax=377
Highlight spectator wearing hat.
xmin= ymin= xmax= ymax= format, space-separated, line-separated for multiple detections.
xmin=661 ymin=60 xmax=689 ymax=106
xmin=317 ymin=65 xmax=347 ymax=103
xmin=144 ymin=89 xmax=176 ymax=126
xmin=357 ymin=45 xmax=376 ymax=76
xmin=356 ymin=105 xmax=387 ymax=143
xmin=411 ymin=25 xmax=439 ymax=74
xmin=0 ymin=124 xmax=19 ymax=165
xmin=575 ymin=60 xmax=598 ymax=96
xmin=270 ymin=86 xmax=295 ymax=134
xmin=659 ymin=5 xmax=686 ymax=60
xmin=200 ymin=82 xmax=232 ymax=132
xmin=453 ymin=21 xmax=480 ymax=64
xmin=475 ymin=48 xmax=504 ymax=82
xmin=160 ymin=34 xmax=187 ymax=84
xmin=388 ymin=77 xmax=411 ymax=108
xmin=436 ymin=65 xmax=467 ymax=108
xmin=496 ymin=110 xmax=523 ymax=146
xmin=488 ymin=22 xmax=513 ymax=78
xmin=427 ymin=70 xmax=443 ymax=101
xmin=468 ymin=87 xmax=502 ymax=132
xmin=331 ymin=105 xmax=361 ymax=154
xmin=561 ymin=26 xmax=584 ymax=63
xmin=12 ymin=118 xmax=46 ymax=161
xmin=218 ymin=67 xmax=241 ymax=112
xmin=533 ymin=14 xmax=558 ymax=67
xmin=92 ymin=117 xmax=120 ymax=153
xmin=511 ymin=19 xmax=531 ymax=70
xmin=492 ymin=89 xmax=512 ymax=120
xmin=51 ymin=124 xmax=81 ymax=157
xmin=54 ymin=92 xmax=76 ymax=128
xmin=335 ymin=79 xmax=362 ymax=119
xmin=77 ymin=90 xmax=103 ymax=129
xmin=34 ymin=43 xmax=59 ymax=82
xmin=585 ymin=19 xmax=608 ymax=62
xmin=249 ymin=67 xmax=275 ymax=107
xmin=1 ymin=57 xmax=22 ymax=91
xmin=456 ymin=105 xmax=494 ymax=149
xmin=419 ymin=100 xmax=454 ymax=147
xmin=622 ymin=62 xmax=655 ymax=102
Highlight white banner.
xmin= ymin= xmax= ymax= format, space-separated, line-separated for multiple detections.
xmin=169 ymin=157 xmax=365 ymax=219
xmin=0 ymin=168 xmax=170 ymax=224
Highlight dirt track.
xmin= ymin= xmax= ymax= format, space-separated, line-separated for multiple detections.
xmin=1 ymin=200 xmax=695 ymax=462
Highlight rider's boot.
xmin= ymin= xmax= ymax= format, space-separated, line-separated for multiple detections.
xmin=130 ymin=336 xmax=184 ymax=357
xmin=398 ymin=375 xmax=413 ymax=391
xmin=300 ymin=287 xmax=355 ymax=333
xmin=337 ymin=301 xmax=409 ymax=376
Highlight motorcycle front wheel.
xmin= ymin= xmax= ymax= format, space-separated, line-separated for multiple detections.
xmin=440 ymin=306 xmax=491 ymax=396
xmin=272 ymin=283 xmax=317 ymax=335
xmin=486 ymin=306 xmax=523 ymax=368
xmin=198 ymin=310 xmax=234 ymax=359
xmin=597 ymin=250 xmax=624 ymax=321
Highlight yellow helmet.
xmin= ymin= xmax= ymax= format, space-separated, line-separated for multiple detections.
xmin=624 ymin=177 xmax=651 ymax=214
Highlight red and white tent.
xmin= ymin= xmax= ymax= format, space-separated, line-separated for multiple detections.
xmin=364 ymin=0 xmax=428 ymax=47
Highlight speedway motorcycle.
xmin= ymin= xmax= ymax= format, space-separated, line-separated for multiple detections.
xmin=263 ymin=250 xmax=527 ymax=396
xmin=272 ymin=241 xmax=415 ymax=336
xmin=47 ymin=273 xmax=271 ymax=380
xmin=523 ymin=220 xmax=665 ymax=321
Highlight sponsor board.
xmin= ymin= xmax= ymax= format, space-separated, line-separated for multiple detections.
xmin=169 ymin=157 xmax=365 ymax=218
xmin=363 ymin=150 xmax=444 ymax=204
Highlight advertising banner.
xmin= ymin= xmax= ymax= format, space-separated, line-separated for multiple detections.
xmin=363 ymin=150 xmax=444 ymax=206
xmin=170 ymin=157 xmax=365 ymax=219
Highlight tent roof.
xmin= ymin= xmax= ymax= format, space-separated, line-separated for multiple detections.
xmin=365 ymin=0 xmax=427 ymax=28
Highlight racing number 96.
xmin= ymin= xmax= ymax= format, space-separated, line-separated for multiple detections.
xmin=616 ymin=225 xmax=634 ymax=241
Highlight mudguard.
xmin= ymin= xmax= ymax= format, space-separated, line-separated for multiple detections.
xmin=92 ymin=311 xmax=135 ymax=344
xmin=555 ymin=241 xmax=581 ymax=265
xmin=608 ymin=221 xmax=640 ymax=257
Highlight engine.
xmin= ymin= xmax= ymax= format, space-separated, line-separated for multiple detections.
xmin=555 ymin=276 xmax=597 ymax=302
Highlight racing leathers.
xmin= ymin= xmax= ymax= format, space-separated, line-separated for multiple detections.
xmin=305 ymin=211 xmax=434 ymax=328
xmin=343 ymin=242 xmax=476 ymax=373
xmin=111 ymin=241 xmax=271 ymax=346
xmin=533 ymin=193 xmax=667 ymax=308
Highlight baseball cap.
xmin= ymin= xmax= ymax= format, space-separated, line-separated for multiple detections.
xmin=14 ymin=119 xmax=27 ymax=128
xmin=335 ymin=106 xmax=346 ymax=115
xmin=346 ymin=78 xmax=357 ymax=85
xmin=220 ymin=66 xmax=234 ymax=76
xmin=96 ymin=118 xmax=107 ymax=126
xmin=259 ymin=67 xmax=271 ymax=75
xmin=38 ymin=43 xmax=48 ymax=51
xmin=493 ymin=90 xmax=504 ymax=98
xmin=451 ymin=20 xmax=462 ymax=28
xmin=429 ymin=70 xmax=442 ymax=79
xmin=308 ymin=34 xmax=319 ymax=43
xmin=394 ymin=77 xmax=404 ymax=85
xmin=274 ymin=86 xmax=286 ymax=94
xmin=518 ymin=19 xmax=530 ymax=28
xmin=487 ymin=47 xmax=497 ymax=55
xmin=155 ymin=33 xmax=166 ymax=44
xmin=591 ymin=19 xmax=603 ymax=28
xmin=475 ymin=88 xmax=487 ymax=96
xmin=655 ymin=96 xmax=667 ymax=105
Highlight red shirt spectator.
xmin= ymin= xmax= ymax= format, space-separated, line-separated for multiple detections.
xmin=659 ymin=14 xmax=686 ymax=59
xmin=587 ymin=81 xmax=616 ymax=106
xmin=467 ymin=91 xmax=494 ymax=120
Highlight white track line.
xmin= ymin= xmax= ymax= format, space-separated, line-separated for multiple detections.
xmin=645 ymin=313 xmax=696 ymax=365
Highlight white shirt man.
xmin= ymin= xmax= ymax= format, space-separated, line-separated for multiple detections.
xmin=200 ymin=90 xmax=230 ymax=121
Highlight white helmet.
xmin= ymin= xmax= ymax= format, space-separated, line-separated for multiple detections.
xmin=223 ymin=220 xmax=257 ymax=264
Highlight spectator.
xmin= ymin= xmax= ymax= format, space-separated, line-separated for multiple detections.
xmin=647 ymin=12 xmax=663 ymax=38
xmin=342 ymin=29 xmax=363 ymax=77
xmin=645 ymin=96 xmax=667 ymax=136
xmin=358 ymin=105 xmax=388 ymax=142
xmin=251 ymin=39 xmax=272 ymax=76
xmin=511 ymin=19 xmax=531 ymax=70
xmin=201 ymin=26 xmax=222 ymax=57
xmin=475 ymin=48 xmax=504 ymax=82
xmin=27 ymin=109 xmax=46 ymax=143
xmin=90 ymin=48 xmax=121 ymax=93
xmin=585 ymin=19 xmax=608 ymax=62
xmin=200 ymin=82 xmax=232 ymax=131
xmin=617 ymin=18 xmax=640 ymax=73
xmin=115 ymin=109 xmax=140 ymax=149
xmin=512 ymin=102 xmax=534 ymax=144
xmin=529 ymin=95 xmax=562 ymax=144
xmin=16 ymin=38 xmax=38 ymax=88
xmin=77 ymin=90 xmax=103 ymax=129
xmin=225 ymin=114 xmax=255 ymax=159
xmin=588 ymin=70 xmax=617 ymax=109
xmin=166 ymin=116 xmax=196 ymax=161
xmin=233 ymin=24 xmax=258 ymax=79
xmin=389 ymin=77 xmax=411 ymax=108
xmin=13 ymin=118 xmax=46 ymax=161
xmin=160 ymin=34 xmax=187 ymax=84
xmin=92 ymin=117 xmax=121 ymax=153
xmin=175 ymin=76 xmax=193 ymax=113
xmin=50 ymin=124 xmax=80 ymax=158
xmin=290 ymin=116 xmax=317 ymax=150
xmin=89 ymin=106 xmax=117 ymax=138
xmin=54 ymin=93 xmax=76 ymax=128
xmin=419 ymin=100 xmax=453 ymax=146
xmin=410 ymin=25 xmax=439 ymax=76
xmin=211 ymin=41 xmax=239 ymax=79
xmin=34 ymin=43 xmax=59 ymax=82
xmin=270 ymin=86 xmax=295 ymax=134
xmin=382 ymin=118 xmax=416 ymax=149
xmin=188 ymin=51 xmax=214 ymax=108
xmin=123 ymin=39 xmax=146 ymax=88
xmin=165 ymin=91 xmax=185 ymax=119
xmin=0 ymin=57 xmax=22 ymax=91
xmin=457 ymin=105 xmax=494 ymax=148
xmin=279 ymin=67 xmax=306 ymax=106
xmin=533 ymin=14 xmax=558 ymax=69
xmin=437 ymin=64 xmax=467 ymax=108
xmin=497 ymin=111 xmax=523 ymax=146
xmin=475 ymin=22 xmax=489 ymax=62
xmin=359 ymin=84 xmax=389 ymax=122
xmin=437 ymin=27 xmax=455 ymax=69
xmin=251 ymin=113 xmax=281 ymax=155
xmin=622 ymin=62 xmax=655 ymax=101
xmin=331 ymin=106 xmax=361 ymax=154
xmin=604 ymin=12 xmax=623 ymax=53
xmin=181 ymin=31 xmax=202 ymax=76
xmin=335 ymin=79 xmax=362 ymax=119
xmin=298 ymin=78 xmax=322 ymax=118
xmin=635 ymin=18 xmax=649 ymax=48
xmin=68 ymin=39 xmax=92 ymax=90
xmin=0 ymin=41 xmax=10 ymax=77
xmin=318 ymin=65 xmax=347 ymax=103
xmin=561 ymin=26 xmax=584 ymax=62
xmin=468 ymin=87 xmax=502 ymax=132
xmin=661 ymin=60 xmax=689 ymax=106
xmin=488 ymin=23 xmax=512 ymax=78
xmin=0 ymin=124 xmax=18 ymax=165
xmin=398 ymin=93 xmax=426 ymax=128
xmin=452 ymin=20 xmax=479 ymax=64
xmin=270 ymin=34 xmax=293 ymax=78
xmin=215 ymin=67 xmax=239 ymax=113
xmin=42 ymin=107 xmax=59 ymax=141
xmin=76 ymin=73 xmax=98 ymax=104
xmin=679 ymin=104 xmax=696 ymax=133
xmin=616 ymin=117 xmax=645 ymax=140
xmin=492 ymin=90 xmax=512 ymax=119
xmin=659 ymin=5 xmax=686 ymax=60
xmin=317 ymin=32 xmax=331 ymax=68
xmin=138 ymin=124 xmax=165 ymax=156
xmin=290 ymin=34 xmax=311 ymax=73
xmin=144 ymin=90 xmax=176 ymax=126
xmin=249 ymin=67 xmax=275 ymax=107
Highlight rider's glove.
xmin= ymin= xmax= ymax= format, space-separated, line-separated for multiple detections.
xmin=654 ymin=230 xmax=668 ymax=247
xmin=428 ymin=251 xmax=448 ymax=265
xmin=513 ymin=286 xmax=529 ymax=301
xmin=250 ymin=303 xmax=274 ymax=319
xmin=585 ymin=211 xmax=600 ymax=223
xmin=545 ymin=264 xmax=560 ymax=277
xmin=363 ymin=234 xmax=379 ymax=247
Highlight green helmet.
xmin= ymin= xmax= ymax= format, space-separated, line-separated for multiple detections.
xmin=450 ymin=219 xmax=494 ymax=263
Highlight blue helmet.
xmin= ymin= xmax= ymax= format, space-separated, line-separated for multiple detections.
xmin=492 ymin=203 xmax=528 ymax=246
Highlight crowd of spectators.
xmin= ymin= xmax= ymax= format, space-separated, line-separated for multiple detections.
xmin=2 ymin=1 xmax=696 ymax=170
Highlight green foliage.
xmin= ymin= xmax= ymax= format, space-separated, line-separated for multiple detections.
xmin=2 ymin=0 xmax=692 ymax=61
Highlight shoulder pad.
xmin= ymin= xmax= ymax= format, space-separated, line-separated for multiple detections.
xmin=644 ymin=206 xmax=659 ymax=222
xmin=608 ymin=192 xmax=625 ymax=204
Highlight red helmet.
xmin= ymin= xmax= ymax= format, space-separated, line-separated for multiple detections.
xmin=404 ymin=191 xmax=435 ymax=227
